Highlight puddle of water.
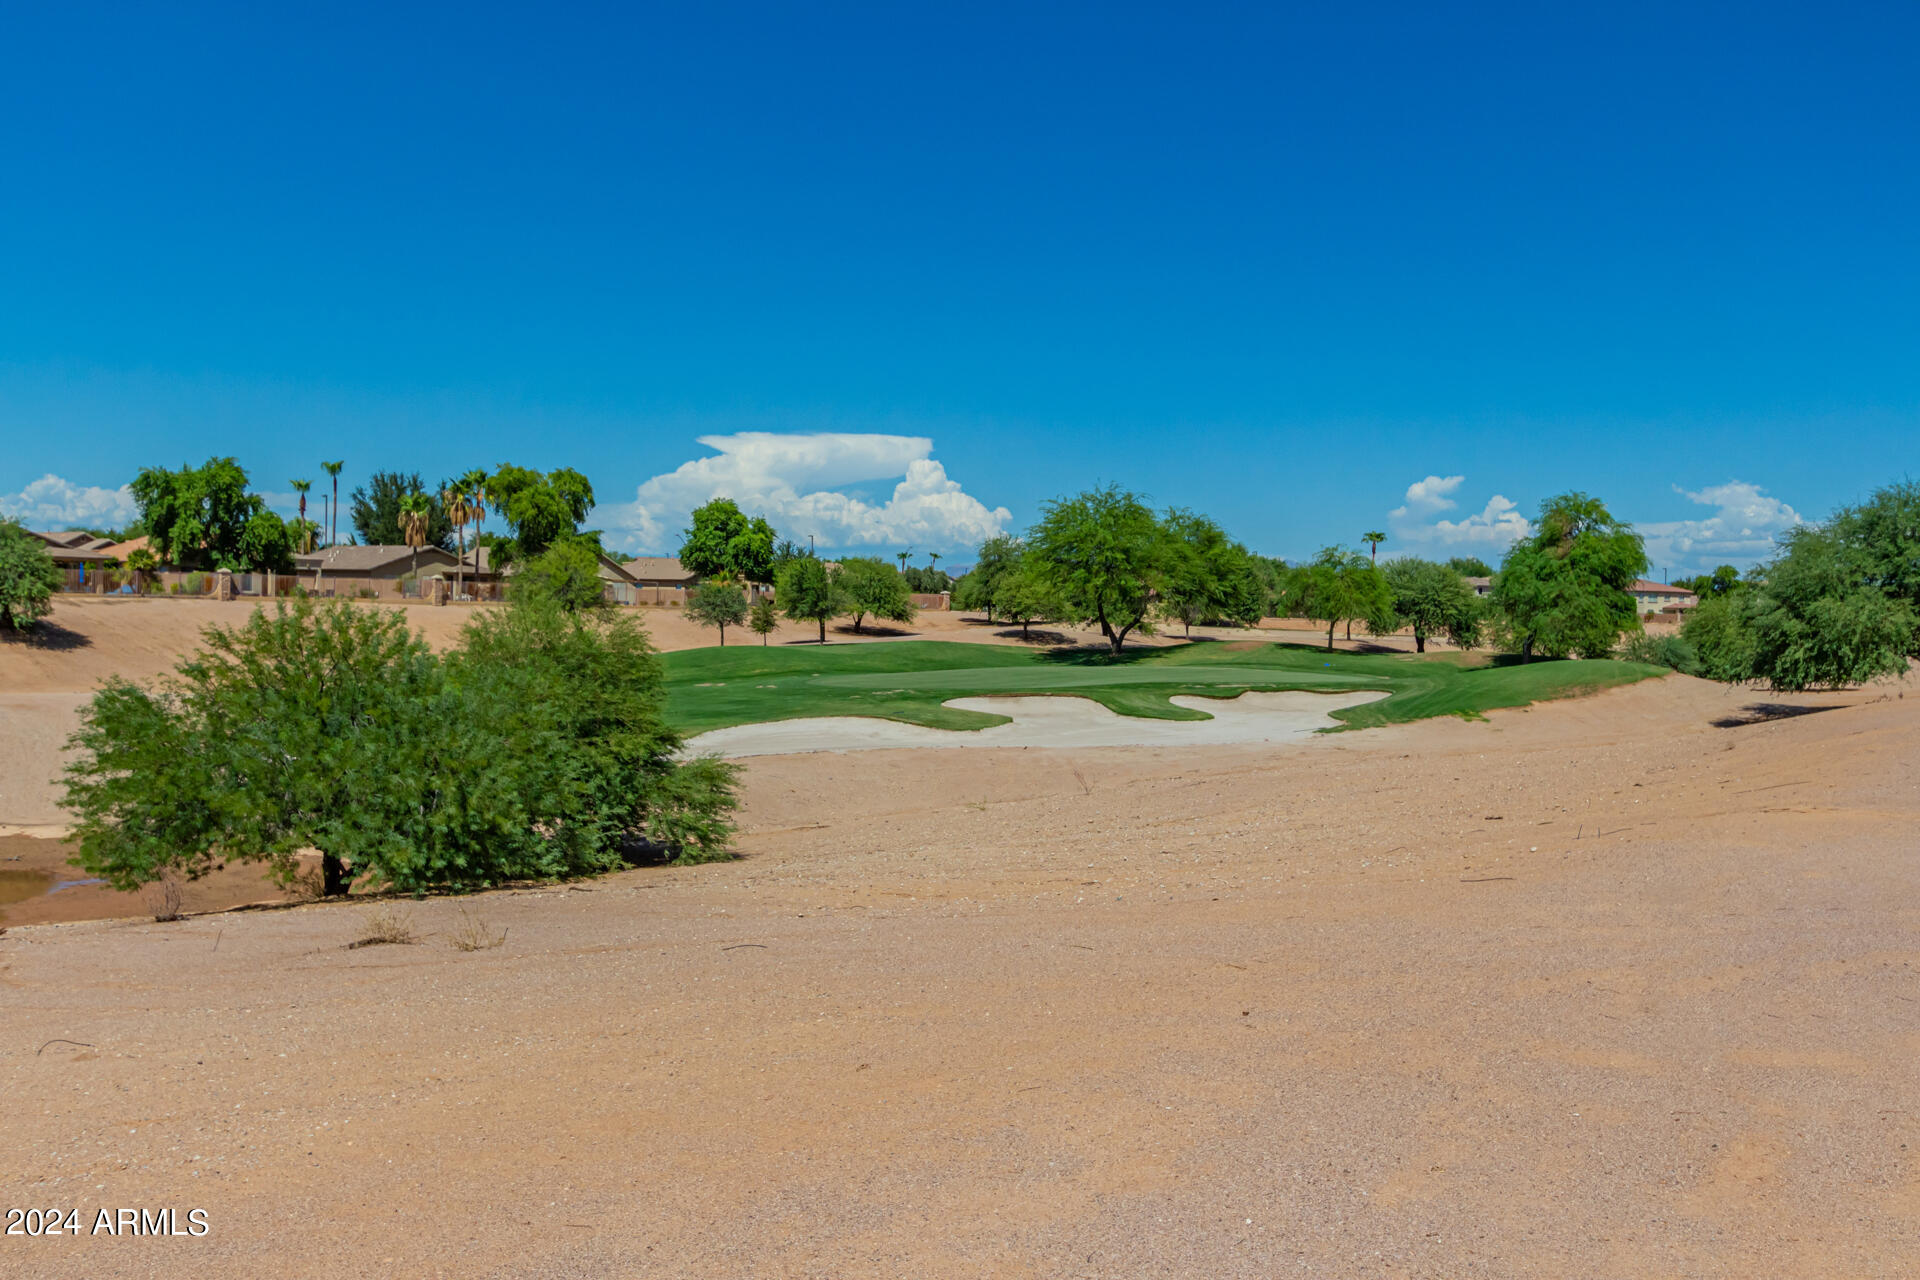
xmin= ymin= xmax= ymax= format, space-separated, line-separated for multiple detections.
xmin=50 ymin=878 xmax=106 ymax=893
xmin=0 ymin=868 xmax=56 ymax=907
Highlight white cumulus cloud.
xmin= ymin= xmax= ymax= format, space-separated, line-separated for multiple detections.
xmin=1639 ymin=481 xmax=1802 ymax=573
xmin=604 ymin=432 xmax=1012 ymax=555
xmin=1388 ymin=475 xmax=1532 ymax=550
xmin=0 ymin=473 xmax=139 ymax=529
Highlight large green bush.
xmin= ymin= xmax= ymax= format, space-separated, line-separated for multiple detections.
xmin=0 ymin=519 xmax=64 ymax=630
xmin=64 ymin=598 xmax=738 ymax=897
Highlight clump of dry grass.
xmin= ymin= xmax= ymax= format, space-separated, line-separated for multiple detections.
xmin=145 ymin=873 xmax=186 ymax=923
xmin=348 ymin=903 xmax=417 ymax=949
xmin=446 ymin=903 xmax=506 ymax=952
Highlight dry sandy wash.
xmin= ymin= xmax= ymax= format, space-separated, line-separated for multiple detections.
xmin=3 ymin=608 xmax=1918 ymax=1276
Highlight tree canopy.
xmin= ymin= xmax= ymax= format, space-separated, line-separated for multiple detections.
xmin=1158 ymin=509 xmax=1266 ymax=634
xmin=686 ymin=577 xmax=750 ymax=644
xmin=1027 ymin=486 xmax=1166 ymax=654
xmin=0 ymin=519 xmax=63 ymax=630
xmin=1682 ymin=513 xmax=1917 ymax=691
xmin=351 ymin=470 xmax=454 ymax=550
xmin=487 ymin=464 xmax=595 ymax=563
xmin=1445 ymin=556 xmax=1494 ymax=578
xmin=130 ymin=457 xmax=295 ymax=572
xmin=1491 ymin=492 xmax=1647 ymax=659
xmin=836 ymin=557 xmax=917 ymax=633
xmin=679 ymin=498 xmax=778 ymax=583
xmin=1383 ymin=557 xmax=1481 ymax=653
xmin=513 ymin=540 xmax=608 ymax=613
xmin=953 ymin=534 xmax=1024 ymax=620
xmin=777 ymin=555 xmax=840 ymax=643
xmin=1286 ymin=547 xmax=1394 ymax=651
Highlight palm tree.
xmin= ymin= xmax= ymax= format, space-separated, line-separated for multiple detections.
xmin=398 ymin=491 xmax=431 ymax=582
xmin=1363 ymin=531 xmax=1386 ymax=563
xmin=444 ymin=480 xmax=475 ymax=601
xmin=457 ymin=468 xmax=489 ymax=598
xmin=896 ymin=548 xmax=912 ymax=571
xmin=927 ymin=550 xmax=941 ymax=575
xmin=320 ymin=460 xmax=344 ymax=591
xmin=290 ymin=479 xmax=313 ymax=553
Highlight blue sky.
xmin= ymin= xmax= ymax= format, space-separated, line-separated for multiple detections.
xmin=3 ymin=2 xmax=1915 ymax=573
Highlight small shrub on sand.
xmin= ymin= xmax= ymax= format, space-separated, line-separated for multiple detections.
xmin=350 ymin=903 xmax=417 ymax=949
xmin=446 ymin=903 xmax=506 ymax=952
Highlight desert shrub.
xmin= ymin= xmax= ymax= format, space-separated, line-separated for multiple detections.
xmin=447 ymin=903 xmax=506 ymax=951
xmin=351 ymin=903 xmax=416 ymax=948
xmin=63 ymin=597 xmax=740 ymax=899
xmin=1617 ymin=631 xmax=1701 ymax=675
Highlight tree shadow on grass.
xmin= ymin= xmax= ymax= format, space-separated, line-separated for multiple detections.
xmin=995 ymin=628 xmax=1075 ymax=646
xmin=1710 ymin=703 xmax=1846 ymax=729
xmin=830 ymin=623 xmax=919 ymax=638
xmin=0 ymin=621 xmax=93 ymax=652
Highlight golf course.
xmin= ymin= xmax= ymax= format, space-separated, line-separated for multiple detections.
xmin=662 ymin=638 xmax=1667 ymax=736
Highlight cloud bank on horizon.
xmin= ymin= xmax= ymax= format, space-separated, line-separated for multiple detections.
xmin=1387 ymin=474 xmax=1803 ymax=573
xmin=0 ymin=474 xmax=138 ymax=529
xmin=604 ymin=432 xmax=1012 ymax=555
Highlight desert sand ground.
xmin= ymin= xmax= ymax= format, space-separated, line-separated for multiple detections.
xmin=2 ymin=584 xmax=1917 ymax=1277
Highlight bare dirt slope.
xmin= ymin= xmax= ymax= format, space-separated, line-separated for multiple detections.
xmin=3 ymin=674 xmax=1917 ymax=1277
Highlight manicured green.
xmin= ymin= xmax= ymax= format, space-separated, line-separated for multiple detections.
xmin=661 ymin=638 xmax=1665 ymax=736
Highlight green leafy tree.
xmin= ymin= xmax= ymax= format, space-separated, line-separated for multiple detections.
xmin=513 ymin=540 xmax=607 ymax=613
xmin=1158 ymin=509 xmax=1264 ymax=635
xmin=678 ymin=498 xmax=777 ymax=583
xmin=902 ymin=564 xmax=953 ymax=593
xmin=1679 ymin=595 xmax=1758 ymax=682
xmin=836 ymin=556 xmax=917 ymax=633
xmin=1491 ymin=492 xmax=1648 ymax=660
xmin=953 ymin=534 xmax=1023 ymax=620
xmin=475 ymin=464 xmax=593 ymax=564
xmin=351 ymin=471 xmax=453 ymax=549
xmin=777 ymin=555 xmax=840 ymax=643
xmin=769 ymin=539 xmax=812 ymax=577
xmin=1027 ymin=485 xmax=1167 ymax=654
xmin=0 ymin=519 xmax=63 ymax=630
xmin=1286 ymin=547 xmax=1395 ymax=651
xmin=1382 ymin=557 xmax=1481 ymax=653
xmin=1445 ymin=556 xmax=1494 ymax=578
xmin=993 ymin=561 xmax=1067 ymax=638
xmin=687 ymin=577 xmax=750 ymax=644
xmin=748 ymin=596 xmax=779 ymax=645
xmin=1684 ymin=524 xmax=1916 ymax=691
xmin=1823 ymin=480 xmax=1920 ymax=630
xmin=1676 ymin=564 xmax=1746 ymax=599
xmin=63 ymin=598 xmax=739 ymax=899
xmin=129 ymin=457 xmax=294 ymax=572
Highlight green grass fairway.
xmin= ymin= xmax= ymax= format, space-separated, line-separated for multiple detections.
xmin=661 ymin=639 xmax=1666 ymax=736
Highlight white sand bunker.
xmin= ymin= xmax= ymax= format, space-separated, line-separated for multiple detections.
xmin=688 ymin=689 xmax=1388 ymax=757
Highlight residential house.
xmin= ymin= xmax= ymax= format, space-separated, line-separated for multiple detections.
xmin=1628 ymin=579 xmax=1698 ymax=616
xmin=293 ymin=545 xmax=461 ymax=597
